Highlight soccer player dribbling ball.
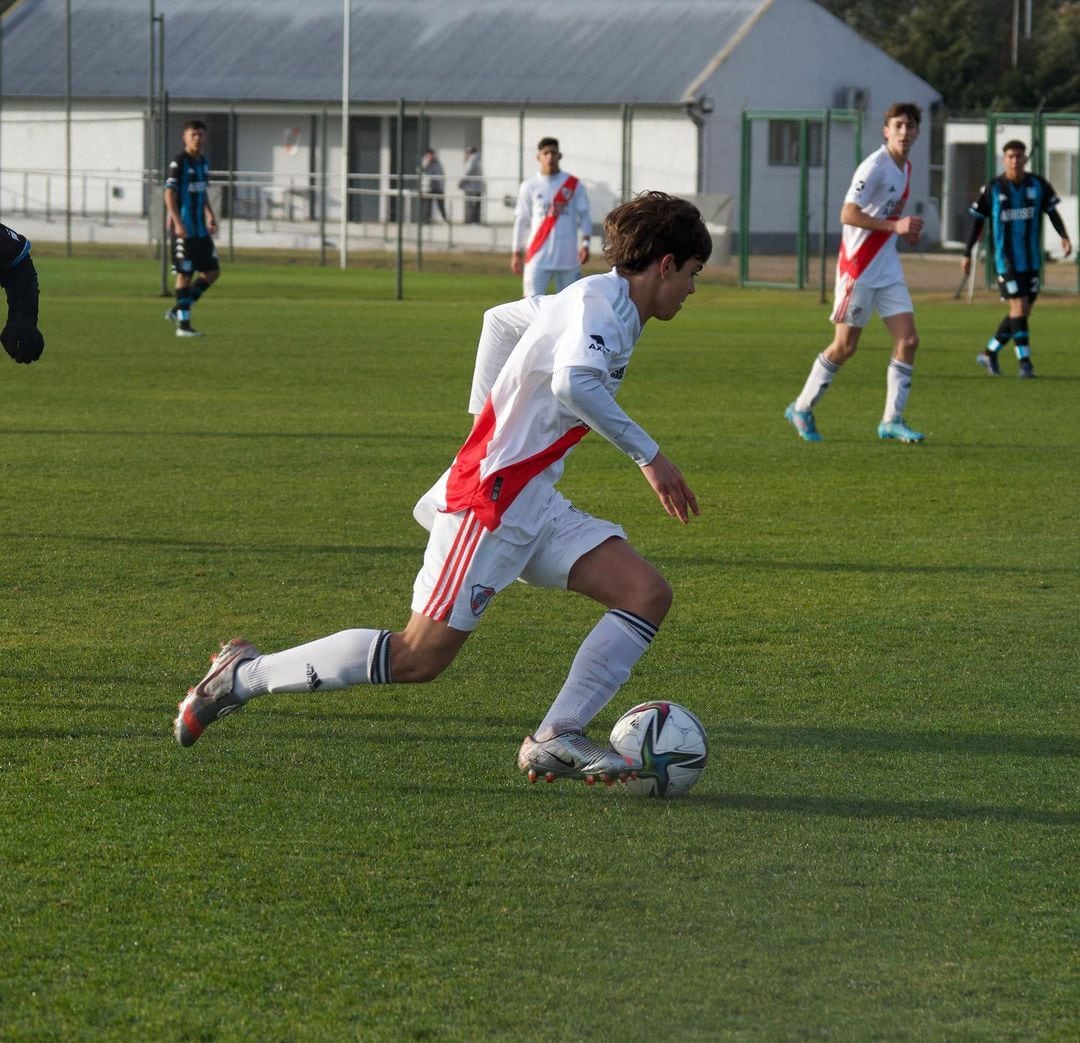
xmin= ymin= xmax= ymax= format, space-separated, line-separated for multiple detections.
xmin=786 ymin=102 xmax=926 ymax=444
xmin=175 ymin=191 xmax=712 ymax=788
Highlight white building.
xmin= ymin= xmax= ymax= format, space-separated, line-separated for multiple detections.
xmin=0 ymin=0 xmax=940 ymax=252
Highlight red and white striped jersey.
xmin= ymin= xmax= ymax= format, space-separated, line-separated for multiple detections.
xmin=837 ymin=145 xmax=911 ymax=289
xmin=444 ymin=270 xmax=642 ymax=542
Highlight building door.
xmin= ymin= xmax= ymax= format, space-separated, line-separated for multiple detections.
xmin=349 ymin=116 xmax=381 ymax=222
xmin=387 ymin=115 xmax=422 ymax=223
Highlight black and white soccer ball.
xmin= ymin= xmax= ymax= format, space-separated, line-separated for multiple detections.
xmin=609 ymin=701 xmax=708 ymax=797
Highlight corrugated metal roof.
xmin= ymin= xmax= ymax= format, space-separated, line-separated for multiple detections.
xmin=0 ymin=0 xmax=769 ymax=105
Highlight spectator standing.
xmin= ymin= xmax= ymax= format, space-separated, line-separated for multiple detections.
xmin=420 ymin=149 xmax=449 ymax=223
xmin=460 ymin=146 xmax=483 ymax=224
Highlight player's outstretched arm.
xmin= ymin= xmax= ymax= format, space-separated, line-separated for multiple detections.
xmin=640 ymin=451 xmax=699 ymax=525
xmin=1 ymin=257 xmax=44 ymax=364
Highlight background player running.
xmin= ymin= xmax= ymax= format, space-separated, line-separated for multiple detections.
xmin=175 ymin=192 xmax=711 ymax=788
xmin=962 ymin=139 xmax=1072 ymax=378
xmin=785 ymin=102 xmax=926 ymax=444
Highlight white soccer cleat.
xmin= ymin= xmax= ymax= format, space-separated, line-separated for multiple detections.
xmin=174 ymin=638 xmax=259 ymax=747
xmin=517 ymin=732 xmax=640 ymax=787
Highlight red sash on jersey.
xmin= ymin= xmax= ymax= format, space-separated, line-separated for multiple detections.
xmin=524 ymin=175 xmax=579 ymax=263
xmin=444 ymin=397 xmax=590 ymax=531
xmin=837 ymin=161 xmax=910 ymax=280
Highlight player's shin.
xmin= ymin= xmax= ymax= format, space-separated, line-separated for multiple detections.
xmin=794 ymin=353 xmax=839 ymax=412
xmin=1011 ymin=316 xmax=1030 ymax=360
xmin=233 ymin=628 xmax=392 ymax=699
xmin=884 ymin=358 xmax=914 ymax=422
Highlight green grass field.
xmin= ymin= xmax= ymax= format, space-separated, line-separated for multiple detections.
xmin=1 ymin=256 xmax=1077 ymax=1041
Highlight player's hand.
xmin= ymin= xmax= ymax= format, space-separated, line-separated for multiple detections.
xmin=510 ymin=253 xmax=523 ymax=275
xmin=1 ymin=319 xmax=45 ymax=364
xmin=961 ymin=255 xmax=971 ymax=275
xmin=641 ymin=451 xmax=699 ymax=524
xmin=895 ymin=215 xmax=922 ymax=243
xmin=1062 ymin=237 xmax=1073 ymax=259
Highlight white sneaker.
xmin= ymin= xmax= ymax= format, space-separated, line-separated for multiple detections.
xmin=176 ymin=325 xmax=205 ymax=338
xmin=517 ymin=732 xmax=640 ymax=786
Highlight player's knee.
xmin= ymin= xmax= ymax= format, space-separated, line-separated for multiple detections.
xmin=897 ymin=331 xmax=919 ymax=356
xmin=827 ymin=338 xmax=857 ymax=363
xmin=651 ymin=575 xmax=674 ymax=621
xmin=630 ymin=568 xmax=673 ymax=625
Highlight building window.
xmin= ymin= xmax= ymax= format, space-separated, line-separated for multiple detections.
xmin=768 ymin=120 xmax=823 ymax=168
xmin=1047 ymin=150 xmax=1077 ymax=196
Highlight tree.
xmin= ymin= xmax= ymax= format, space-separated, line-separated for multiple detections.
xmin=817 ymin=0 xmax=1080 ymax=113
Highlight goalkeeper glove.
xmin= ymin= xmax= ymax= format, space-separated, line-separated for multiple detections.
xmin=1 ymin=319 xmax=45 ymax=364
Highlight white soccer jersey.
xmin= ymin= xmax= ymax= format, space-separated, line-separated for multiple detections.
xmin=444 ymin=270 xmax=642 ymax=543
xmin=468 ymin=295 xmax=547 ymax=414
xmin=512 ymin=171 xmax=591 ymax=270
xmin=838 ymin=145 xmax=911 ymax=289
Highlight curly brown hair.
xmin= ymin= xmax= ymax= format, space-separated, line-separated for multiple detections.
xmin=602 ymin=191 xmax=712 ymax=273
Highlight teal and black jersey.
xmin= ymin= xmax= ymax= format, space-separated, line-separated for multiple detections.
xmin=968 ymin=173 xmax=1061 ymax=277
xmin=0 ymin=222 xmax=31 ymax=273
xmin=165 ymin=150 xmax=211 ymax=237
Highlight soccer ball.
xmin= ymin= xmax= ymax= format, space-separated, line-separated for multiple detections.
xmin=609 ymin=701 xmax=708 ymax=797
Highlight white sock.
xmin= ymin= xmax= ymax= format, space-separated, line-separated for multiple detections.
xmin=794 ymin=353 xmax=840 ymax=412
xmin=233 ymin=628 xmax=392 ymax=700
xmin=883 ymin=359 xmax=914 ymax=422
xmin=535 ymin=610 xmax=658 ymax=739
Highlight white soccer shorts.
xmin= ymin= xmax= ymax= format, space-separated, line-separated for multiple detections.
xmin=830 ymin=276 xmax=914 ymax=327
xmin=523 ymin=264 xmax=580 ymax=298
xmin=411 ymin=494 xmax=626 ymax=632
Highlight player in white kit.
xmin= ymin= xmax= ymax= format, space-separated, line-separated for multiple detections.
xmin=785 ymin=102 xmax=926 ymax=444
xmin=511 ymin=137 xmax=592 ymax=297
xmin=176 ymin=192 xmax=712 ymax=788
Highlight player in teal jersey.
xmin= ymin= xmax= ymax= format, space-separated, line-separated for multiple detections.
xmin=962 ymin=141 xmax=1072 ymax=378
xmin=164 ymin=120 xmax=221 ymax=338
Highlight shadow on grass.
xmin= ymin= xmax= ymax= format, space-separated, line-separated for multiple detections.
xmin=697 ymin=790 xmax=1079 ymax=826
xmin=0 ymin=428 xmax=451 ymax=442
xmin=658 ymin=555 xmax=1079 ymax=576
xmin=9 ymin=532 xmax=419 ymax=556
xmin=2 ymin=705 xmax=1074 ymax=760
xmin=715 ymin=721 xmax=1078 ymax=759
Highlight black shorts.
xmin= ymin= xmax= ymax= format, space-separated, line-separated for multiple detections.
xmin=171 ymin=235 xmax=220 ymax=276
xmin=996 ymin=271 xmax=1039 ymax=304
